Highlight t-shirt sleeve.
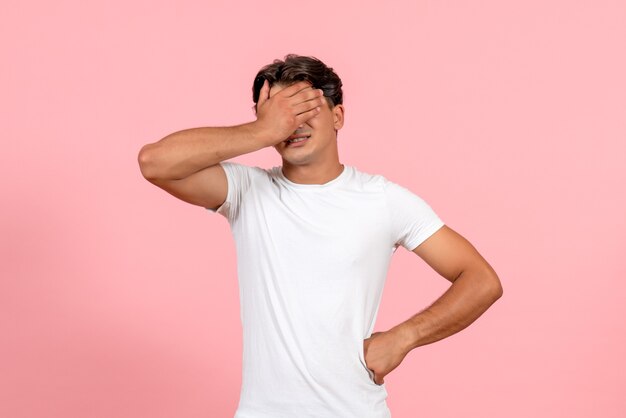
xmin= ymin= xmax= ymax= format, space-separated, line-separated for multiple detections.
xmin=384 ymin=180 xmax=445 ymax=252
xmin=205 ymin=161 xmax=262 ymax=224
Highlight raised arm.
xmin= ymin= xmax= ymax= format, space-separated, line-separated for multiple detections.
xmin=137 ymin=80 xmax=326 ymax=209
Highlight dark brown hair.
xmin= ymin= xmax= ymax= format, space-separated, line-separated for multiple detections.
xmin=252 ymin=54 xmax=343 ymax=113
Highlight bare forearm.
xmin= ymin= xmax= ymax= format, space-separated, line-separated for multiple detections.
xmin=395 ymin=268 xmax=503 ymax=353
xmin=139 ymin=81 xmax=325 ymax=180
xmin=138 ymin=121 xmax=271 ymax=180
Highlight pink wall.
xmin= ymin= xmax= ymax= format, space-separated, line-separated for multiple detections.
xmin=2 ymin=1 xmax=625 ymax=417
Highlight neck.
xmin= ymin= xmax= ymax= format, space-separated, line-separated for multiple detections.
xmin=281 ymin=159 xmax=344 ymax=185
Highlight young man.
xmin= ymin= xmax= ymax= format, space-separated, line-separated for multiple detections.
xmin=138 ymin=54 xmax=502 ymax=418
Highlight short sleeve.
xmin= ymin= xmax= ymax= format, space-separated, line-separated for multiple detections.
xmin=384 ymin=180 xmax=445 ymax=252
xmin=205 ymin=161 xmax=264 ymax=224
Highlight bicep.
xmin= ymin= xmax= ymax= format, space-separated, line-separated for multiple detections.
xmin=147 ymin=163 xmax=228 ymax=209
xmin=412 ymin=225 xmax=495 ymax=283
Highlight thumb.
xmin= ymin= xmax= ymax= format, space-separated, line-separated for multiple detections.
xmin=374 ymin=373 xmax=385 ymax=385
xmin=257 ymin=79 xmax=269 ymax=108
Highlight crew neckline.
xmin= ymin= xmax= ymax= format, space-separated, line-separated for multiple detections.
xmin=277 ymin=164 xmax=350 ymax=189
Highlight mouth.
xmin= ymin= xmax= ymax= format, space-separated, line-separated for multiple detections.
xmin=284 ymin=133 xmax=312 ymax=146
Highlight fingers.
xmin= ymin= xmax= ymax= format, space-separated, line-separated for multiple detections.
xmin=280 ymin=80 xmax=315 ymax=97
xmin=280 ymin=82 xmax=322 ymax=108
xmin=255 ymin=79 xmax=324 ymax=132
xmin=288 ymin=84 xmax=324 ymax=124
xmin=292 ymin=92 xmax=325 ymax=115
xmin=299 ymin=87 xmax=325 ymax=103
xmin=294 ymin=105 xmax=321 ymax=126
xmin=259 ymin=79 xmax=320 ymax=110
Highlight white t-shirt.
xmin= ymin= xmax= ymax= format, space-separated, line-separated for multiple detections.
xmin=207 ymin=162 xmax=445 ymax=418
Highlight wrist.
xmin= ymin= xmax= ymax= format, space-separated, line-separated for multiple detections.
xmin=248 ymin=120 xmax=275 ymax=148
xmin=392 ymin=321 xmax=419 ymax=355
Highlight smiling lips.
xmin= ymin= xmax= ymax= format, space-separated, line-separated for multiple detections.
xmin=285 ymin=132 xmax=312 ymax=145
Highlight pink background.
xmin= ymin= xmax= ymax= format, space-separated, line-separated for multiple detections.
xmin=2 ymin=1 xmax=625 ymax=417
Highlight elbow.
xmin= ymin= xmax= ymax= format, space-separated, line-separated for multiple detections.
xmin=467 ymin=266 xmax=502 ymax=304
xmin=485 ymin=272 xmax=503 ymax=303
xmin=137 ymin=144 xmax=161 ymax=181
xmin=493 ymin=278 xmax=504 ymax=301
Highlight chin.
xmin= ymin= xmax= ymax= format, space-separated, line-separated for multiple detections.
xmin=273 ymin=144 xmax=312 ymax=159
xmin=282 ymin=155 xmax=314 ymax=166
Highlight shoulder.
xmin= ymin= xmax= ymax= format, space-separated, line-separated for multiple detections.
xmin=373 ymin=171 xmax=436 ymax=212
xmin=220 ymin=161 xmax=272 ymax=181
xmin=349 ymin=166 xmax=419 ymax=201
xmin=347 ymin=165 xmax=389 ymax=192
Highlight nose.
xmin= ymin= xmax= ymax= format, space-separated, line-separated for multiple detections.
xmin=295 ymin=123 xmax=312 ymax=133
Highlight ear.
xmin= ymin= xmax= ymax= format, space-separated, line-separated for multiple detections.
xmin=332 ymin=104 xmax=345 ymax=130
